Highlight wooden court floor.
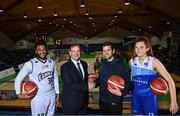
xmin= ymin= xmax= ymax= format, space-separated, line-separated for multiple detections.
xmin=0 ymin=74 xmax=179 ymax=114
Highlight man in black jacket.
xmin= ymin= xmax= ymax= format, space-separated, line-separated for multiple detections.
xmin=89 ymin=42 xmax=131 ymax=115
xmin=61 ymin=44 xmax=89 ymax=115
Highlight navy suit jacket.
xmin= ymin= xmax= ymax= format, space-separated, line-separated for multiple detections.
xmin=61 ymin=59 xmax=89 ymax=110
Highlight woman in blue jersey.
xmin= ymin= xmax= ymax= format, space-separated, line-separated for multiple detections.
xmin=128 ymin=36 xmax=178 ymax=115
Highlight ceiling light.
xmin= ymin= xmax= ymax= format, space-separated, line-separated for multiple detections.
xmin=118 ymin=8 xmax=122 ymax=14
xmin=23 ymin=13 xmax=27 ymax=18
xmin=88 ymin=17 xmax=93 ymax=20
xmin=85 ymin=10 xmax=89 ymax=16
xmin=0 ymin=7 xmax=3 ymax=13
xmin=80 ymin=0 xmax=85 ymax=8
xmin=37 ymin=1 xmax=43 ymax=9
xmin=148 ymin=25 xmax=152 ymax=29
xmin=53 ymin=10 xmax=58 ymax=17
xmin=124 ymin=0 xmax=130 ymax=5
xmin=38 ymin=19 xmax=42 ymax=22
xmin=166 ymin=21 xmax=170 ymax=25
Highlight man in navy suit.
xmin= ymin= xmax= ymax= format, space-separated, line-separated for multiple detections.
xmin=60 ymin=44 xmax=89 ymax=115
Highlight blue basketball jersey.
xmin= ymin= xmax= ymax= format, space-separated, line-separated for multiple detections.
xmin=130 ymin=56 xmax=157 ymax=96
xmin=130 ymin=56 xmax=158 ymax=115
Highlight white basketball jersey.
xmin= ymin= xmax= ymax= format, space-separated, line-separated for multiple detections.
xmin=15 ymin=57 xmax=59 ymax=97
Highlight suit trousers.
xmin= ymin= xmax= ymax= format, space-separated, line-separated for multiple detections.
xmin=63 ymin=105 xmax=87 ymax=115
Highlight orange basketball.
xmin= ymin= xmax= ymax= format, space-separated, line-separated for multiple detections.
xmin=88 ymin=73 xmax=97 ymax=82
xmin=150 ymin=78 xmax=169 ymax=96
xmin=21 ymin=81 xmax=38 ymax=98
xmin=107 ymin=75 xmax=125 ymax=91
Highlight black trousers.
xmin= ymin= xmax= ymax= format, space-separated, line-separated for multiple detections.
xmin=63 ymin=105 xmax=87 ymax=115
xmin=99 ymin=100 xmax=122 ymax=115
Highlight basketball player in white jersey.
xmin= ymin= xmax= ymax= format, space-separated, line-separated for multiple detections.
xmin=14 ymin=41 xmax=60 ymax=116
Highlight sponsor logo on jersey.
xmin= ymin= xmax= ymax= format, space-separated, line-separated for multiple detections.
xmin=41 ymin=64 xmax=48 ymax=69
xmin=144 ymin=62 xmax=148 ymax=67
xmin=38 ymin=71 xmax=53 ymax=81
xmin=132 ymin=78 xmax=148 ymax=85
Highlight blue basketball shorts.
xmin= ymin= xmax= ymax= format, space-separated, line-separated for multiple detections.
xmin=131 ymin=94 xmax=158 ymax=115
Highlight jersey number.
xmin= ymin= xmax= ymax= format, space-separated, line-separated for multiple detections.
xmin=48 ymin=77 xmax=54 ymax=85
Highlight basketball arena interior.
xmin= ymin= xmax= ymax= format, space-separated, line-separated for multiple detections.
xmin=0 ymin=0 xmax=180 ymax=115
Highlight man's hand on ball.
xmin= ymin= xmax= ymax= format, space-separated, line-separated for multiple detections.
xmin=88 ymin=81 xmax=95 ymax=90
xmin=17 ymin=92 xmax=30 ymax=99
xmin=107 ymin=85 xmax=122 ymax=96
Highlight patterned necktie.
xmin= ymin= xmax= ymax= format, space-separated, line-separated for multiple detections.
xmin=77 ymin=63 xmax=83 ymax=79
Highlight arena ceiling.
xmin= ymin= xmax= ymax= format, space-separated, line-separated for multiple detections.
xmin=0 ymin=0 xmax=179 ymax=42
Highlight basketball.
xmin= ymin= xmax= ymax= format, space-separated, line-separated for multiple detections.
xmin=107 ymin=75 xmax=125 ymax=91
xmin=21 ymin=81 xmax=38 ymax=98
xmin=150 ymin=77 xmax=169 ymax=96
xmin=88 ymin=73 xmax=97 ymax=82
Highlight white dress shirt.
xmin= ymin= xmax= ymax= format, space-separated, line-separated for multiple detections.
xmin=71 ymin=58 xmax=85 ymax=79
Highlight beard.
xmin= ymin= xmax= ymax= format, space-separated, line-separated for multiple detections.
xmin=35 ymin=53 xmax=47 ymax=60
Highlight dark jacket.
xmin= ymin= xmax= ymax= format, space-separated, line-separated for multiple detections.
xmin=95 ymin=57 xmax=131 ymax=103
xmin=60 ymin=59 xmax=89 ymax=110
